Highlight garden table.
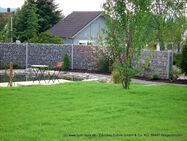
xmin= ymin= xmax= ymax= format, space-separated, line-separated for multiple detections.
xmin=31 ymin=65 xmax=49 ymax=83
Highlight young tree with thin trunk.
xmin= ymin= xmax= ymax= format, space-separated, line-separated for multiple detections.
xmin=104 ymin=0 xmax=154 ymax=89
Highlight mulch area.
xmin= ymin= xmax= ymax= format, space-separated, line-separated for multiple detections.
xmin=68 ymin=70 xmax=187 ymax=85
xmin=134 ymin=76 xmax=187 ymax=85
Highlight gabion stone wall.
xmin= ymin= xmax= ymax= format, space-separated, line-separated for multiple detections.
xmin=0 ymin=43 xmax=26 ymax=68
xmin=137 ymin=50 xmax=173 ymax=79
xmin=73 ymin=45 xmax=98 ymax=70
xmin=28 ymin=44 xmax=72 ymax=68
xmin=0 ymin=43 xmax=172 ymax=79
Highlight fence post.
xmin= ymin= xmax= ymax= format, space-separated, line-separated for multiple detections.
xmin=71 ymin=45 xmax=74 ymax=70
xmin=26 ymin=43 xmax=28 ymax=70
xmin=169 ymin=51 xmax=173 ymax=79
xmin=167 ymin=51 xmax=173 ymax=79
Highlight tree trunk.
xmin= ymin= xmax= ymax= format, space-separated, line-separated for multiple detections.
xmin=122 ymin=74 xmax=129 ymax=89
xmin=125 ymin=74 xmax=129 ymax=89
xmin=121 ymin=29 xmax=131 ymax=89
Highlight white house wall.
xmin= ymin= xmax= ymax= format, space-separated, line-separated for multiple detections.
xmin=72 ymin=16 xmax=106 ymax=45
xmin=63 ymin=38 xmax=73 ymax=44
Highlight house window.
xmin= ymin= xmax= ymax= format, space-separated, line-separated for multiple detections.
xmin=79 ymin=40 xmax=87 ymax=45
xmin=78 ymin=40 xmax=94 ymax=45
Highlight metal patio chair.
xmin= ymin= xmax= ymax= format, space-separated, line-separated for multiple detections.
xmin=48 ymin=61 xmax=63 ymax=83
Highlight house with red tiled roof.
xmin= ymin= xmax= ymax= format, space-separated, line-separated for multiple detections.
xmin=50 ymin=11 xmax=106 ymax=45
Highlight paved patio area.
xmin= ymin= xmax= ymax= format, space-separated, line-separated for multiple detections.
xmin=0 ymin=79 xmax=72 ymax=87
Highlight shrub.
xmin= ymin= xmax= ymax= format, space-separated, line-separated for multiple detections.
xmin=171 ymin=65 xmax=182 ymax=81
xmin=149 ymin=73 xmax=159 ymax=80
xmin=13 ymin=63 xmax=20 ymax=69
xmin=62 ymin=54 xmax=70 ymax=71
xmin=0 ymin=64 xmax=20 ymax=69
xmin=173 ymin=53 xmax=182 ymax=67
xmin=28 ymin=32 xmax=63 ymax=44
xmin=98 ymin=56 xmax=110 ymax=73
xmin=181 ymin=45 xmax=187 ymax=75
xmin=96 ymin=45 xmax=111 ymax=73
xmin=112 ymin=70 xmax=121 ymax=84
xmin=0 ymin=64 xmax=8 ymax=69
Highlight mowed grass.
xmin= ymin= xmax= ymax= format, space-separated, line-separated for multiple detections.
xmin=0 ymin=82 xmax=187 ymax=141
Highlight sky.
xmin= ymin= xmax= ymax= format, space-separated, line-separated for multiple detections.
xmin=0 ymin=0 xmax=105 ymax=16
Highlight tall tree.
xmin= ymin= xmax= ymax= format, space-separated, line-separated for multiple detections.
xmin=165 ymin=16 xmax=186 ymax=51
xmin=13 ymin=1 xmax=38 ymax=42
xmin=104 ymin=0 xmax=154 ymax=89
xmin=151 ymin=0 xmax=186 ymax=50
xmin=0 ymin=13 xmax=8 ymax=31
xmin=30 ymin=0 xmax=62 ymax=33
xmin=0 ymin=13 xmax=9 ymax=42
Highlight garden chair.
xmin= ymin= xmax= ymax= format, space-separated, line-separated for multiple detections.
xmin=48 ymin=61 xmax=63 ymax=83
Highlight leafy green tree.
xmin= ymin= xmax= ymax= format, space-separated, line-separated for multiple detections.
xmin=13 ymin=1 xmax=38 ymax=42
xmin=0 ymin=13 xmax=8 ymax=31
xmin=10 ymin=0 xmax=62 ymax=42
xmin=12 ymin=8 xmax=22 ymax=41
xmin=166 ymin=16 xmax=186 ymax=51
xmin=0 ymin=13 xmax=12 ymax=42
xmin=29 ymin=0 xmax=62 ymax=33
xmin=28 ymin=32 xmax=63 ymax=44
xmin=0 ymin=21 xmax=11 ymax=42
xmin=151 ymin=0 xmax=186 ymax=50
xmin=104 ymin=0 xmax=154 ymax=89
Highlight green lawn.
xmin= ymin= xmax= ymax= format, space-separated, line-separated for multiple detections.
xmin=0 ymin=82 xmax=187 ymax=141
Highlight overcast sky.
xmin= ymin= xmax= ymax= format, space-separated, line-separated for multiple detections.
xmin=0 ymin=0 xmax=105 ymax=15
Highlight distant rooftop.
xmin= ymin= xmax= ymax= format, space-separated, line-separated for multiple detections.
xmin=0 ymin=7 xmax=16 ymax=13
xmin=0 ymin=8 xmax=14 ymax=19
xmin=50 ymin=11 xmax=103 ymax=38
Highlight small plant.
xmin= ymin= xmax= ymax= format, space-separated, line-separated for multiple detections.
xmin=62 ymin=54 xmax=70 ymax=71
xmin=149 ymin=73 xmax=159 ymax=80
xmin=1 ymin=63 xmax=20 ymax=69
xmin=171 ymin=65 xmax=182 ymax=81
xmin=13 ymin=63 xmax=20 ymax=69
xmin=112 ymin=70 xmax=121 ymax=84
xmin=0 ymin=64 xmax=9 ymax=70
